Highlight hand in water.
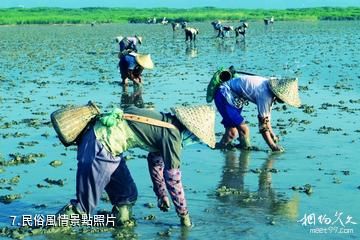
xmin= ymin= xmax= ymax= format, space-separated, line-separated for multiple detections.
xmin=157 ymin=197 xmax=170 ymax=212
xmin=272 ymin=145 xmax=285 ymax=153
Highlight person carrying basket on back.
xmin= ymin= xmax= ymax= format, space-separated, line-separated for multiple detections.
xmin=56 ymin=104 xmax=216 ymax=227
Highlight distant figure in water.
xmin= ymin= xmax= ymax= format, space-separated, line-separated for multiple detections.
xmin=171 ymin=22 xmax=180 ymax=31
xmin=171 ymin=22 xmax=187 ymax=31
xmin=115 ymin=35 xmax=143 ymax=56
xmin=217 ymin=25 xmax=234 ymax=38
xmin=211 ymin=21 xmax=234 ymax=38
xmin=206 ymin=66 xmax=301 ymax=151
xmin=115 ymin=35 xmax=148 ymax=85
xmin=119 ymin=53 xmax=154 ymax=85
xmin=264 ymin=16 xmax=274 ymax=25
xmin=211 ymin=20 xmax=222 ymax=32
xmin=180 ymin=21 xmax=188 ymax=29
xmin=184 ymin=27 xmax=199 ymax=42
xmin=234 ymin=22 xmax=249 ymax=38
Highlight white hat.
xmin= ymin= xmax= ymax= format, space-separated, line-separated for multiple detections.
xmin=135 ymin=35 xmax=143 ymax=44
xmin=115 ymin=36 xmax=123 ymax=43
xmin=171 ymin=105 xmax=216 ymax=148
xmin=269 ymin=77 xmax=301 ymax=107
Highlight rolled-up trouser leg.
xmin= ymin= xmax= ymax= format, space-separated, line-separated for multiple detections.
xmin=164 ymin=168 xmax=188 ymax=216
xmin=75 ymin=128 xmax=122 ymax=214
xmin=105 ymin=159 xmax=138 ymax=206
xmin=147 ymin=152 xmax=167 ymax=199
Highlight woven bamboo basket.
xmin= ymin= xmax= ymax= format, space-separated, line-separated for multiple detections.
xmin=50 ymin=101 xmax=101 ymax=146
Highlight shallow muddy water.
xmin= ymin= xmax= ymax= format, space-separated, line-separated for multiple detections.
xmin=0 ymin=21 xmax=360 ymax=239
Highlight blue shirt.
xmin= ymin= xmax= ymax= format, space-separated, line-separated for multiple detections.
xmin=119 ymin=53 xmax=138 ymax=77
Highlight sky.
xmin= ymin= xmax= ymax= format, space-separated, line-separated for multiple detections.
xmin=0 ymin=0 xmax=359 ymax=9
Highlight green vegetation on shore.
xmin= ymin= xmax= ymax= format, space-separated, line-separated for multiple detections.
xmin=0 ymin=7 xmax=359 ymax=25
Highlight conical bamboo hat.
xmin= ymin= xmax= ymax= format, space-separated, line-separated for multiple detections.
xmin=269 ymin=77 xmax=301 ymax=107
xmin=135 ymin=54 xmax=154 ymax=69
xmin=171 ymin=105 xmax=216 ymax=148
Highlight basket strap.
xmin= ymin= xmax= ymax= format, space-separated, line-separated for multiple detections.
xmin=123 ymin=113 xmax=176 ymax=129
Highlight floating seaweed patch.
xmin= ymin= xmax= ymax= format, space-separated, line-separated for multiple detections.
xmin=113 ymin=227 xmax=138 ymax=238
xmin=33 ymin=204 xmax=47 ymax=209
xmin=291 ymin=184 xmax=313 ymax=195
xmin=0 ymin=153 xmax=44 ymax=166
xmin=2 ymin=132 xmax=29 ymax=139
xmin=20 ymin=97 xmax=32 ymax=104
xmin=18 ymin=141 xmax=39 ymax=147
xmin=334 ymin=82 xmax=352 ymax=90
xmin=279 ymin=130 xmax=288 ymax=136
xmin=0 ymin=224 xmax=117 ymax=239
xmin=31 ymin=111 xmax=48 ymax=116
xmin=0 ymin=121 xmax=19 ymax=129
xmin=300 ymin=104 xmax=315 ymax=114
xmin=21 ymin=118 xmax=42 ymax=129
xmin=143 ymin=202 xmax=155 ymax=208
xmin=216 ymin=185 xmax=243 ymax=197
xmin=9 ymin=175 xmax=20 ymax=185
xmin=41 ymin=132 xmax=50 ymax=138
xmin=49 ymin=160 xmax=63 ymax=167
xmin=298 ymin=85 xmax=309 ymax=91
xmin=317 ymin=126 xmax=342 ymax=134
xmin=250 ymin=168 xmax=280 ymax=174
xmin=143 ymin=214 xmax=156 ymax=221
xmin=299 ymin=119 xmax=311 ymax=125
xmin=44 ymin=178 xmax=65 ymax=186
xmin=332 ymin=177 xmax=342 ymax=184
xmin=0 ymin=194 xmax=22 ymax=204
xmin=157 ymin=228 xmax=172 ymax=237
xmin=319 ymin=102 xmax=337 ymax=110
xmin=349 ymin=99 xmax=360 ymax=104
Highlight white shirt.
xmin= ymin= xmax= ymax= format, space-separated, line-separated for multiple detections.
xmin=220 ymin=75 xmax=275 ymax=117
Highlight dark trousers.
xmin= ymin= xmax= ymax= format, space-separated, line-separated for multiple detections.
xmin=74 ymin=128 xmax=137 ymax=214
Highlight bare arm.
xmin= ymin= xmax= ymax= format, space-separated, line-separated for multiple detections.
xmin=258 ymin=116 xmax=283 ymax=152
xmin=268 ymin=122 xmax=279 ymax=143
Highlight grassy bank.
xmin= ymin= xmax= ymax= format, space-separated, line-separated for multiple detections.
xmin=0 ymin=7 xmax=359 ymax=25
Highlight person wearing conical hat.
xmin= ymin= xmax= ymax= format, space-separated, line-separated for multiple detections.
xmin=56 ymin=104 xmax=216 ymax=227
xmin=116 ymin=35 xmax=146 ymax=85
xmin=119 ymin=52 xmax=154 ymax=85
xmin=207 ymin=66 xmax=301 ymax=152
xmin=116 ymin=35 xmax=142 ymax=54
xmin=184 ymin=27 xmax=199 ymax=42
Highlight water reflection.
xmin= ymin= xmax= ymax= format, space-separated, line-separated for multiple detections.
xmin=215 ymin=39 xmax=236 ymax=53
xmin=120 ymin=84 xmax=144 ymax=108
xmin=216 ymin=150 xmax=299 ymax=220
xmin=235 ymin=38 xmax=246 ymax=51
xmin=264 ymin=24 xmax=274 ymax=32
xmin=112 ymin=226 xmax=138 ymax=239
xmin=185 ymin=42 xmax=198 ymax=58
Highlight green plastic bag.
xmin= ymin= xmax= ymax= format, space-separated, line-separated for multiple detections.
xmin=206 ymin=67 xmax=231 ymax=103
